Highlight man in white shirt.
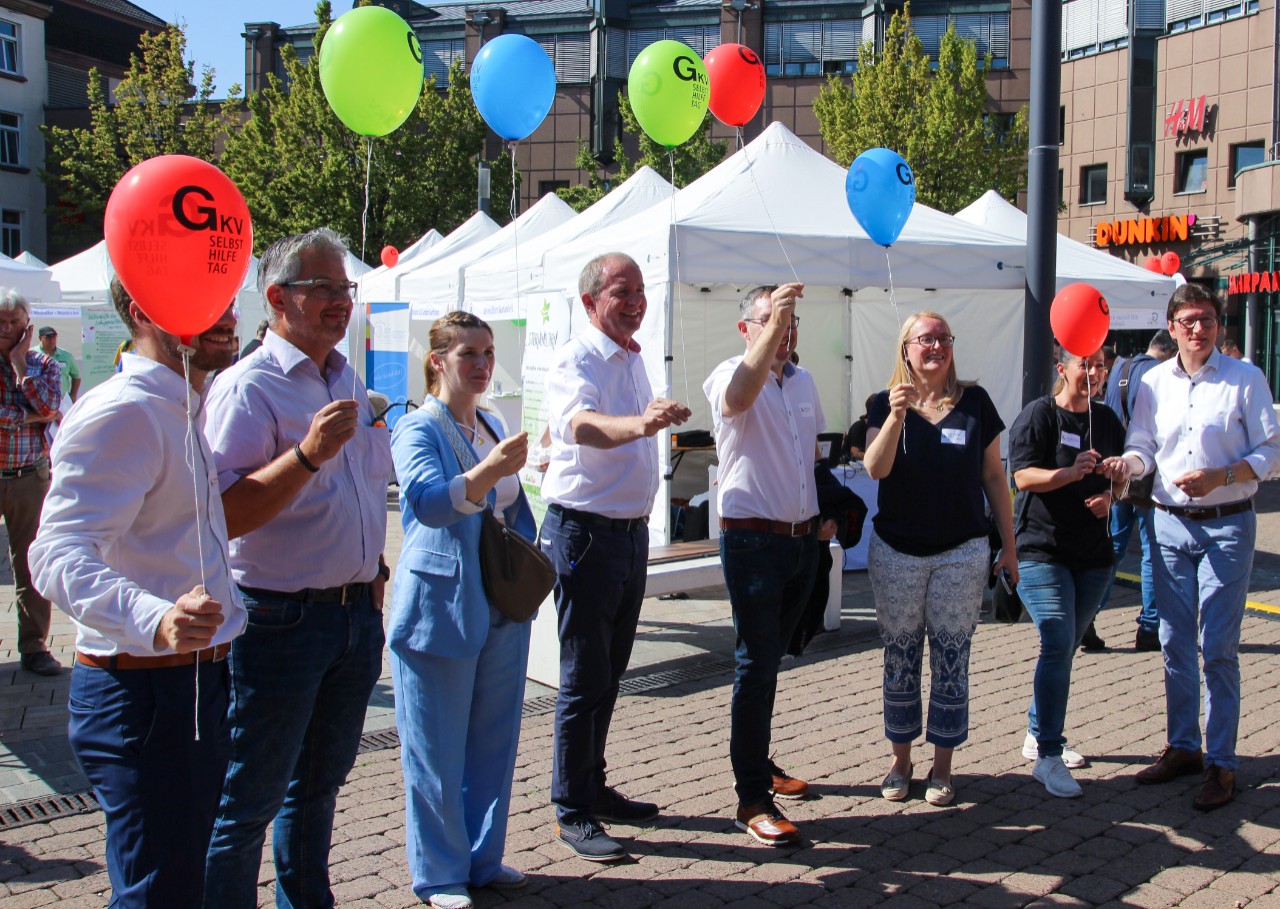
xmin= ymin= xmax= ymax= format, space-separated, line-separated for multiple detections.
xmin=1122 ymin=282 xmax=1280 ymax=811
xmin=541 ymin=252 xmax=690 ymax=862
xmin=30 ymin=277 xmax=245 ymax=908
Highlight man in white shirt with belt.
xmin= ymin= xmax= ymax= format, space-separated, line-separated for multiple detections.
xmin=30 ymin=277 xmax=245 ymax=908
xmin=1122 ymin=282 xmax=1280 ymax=811
xmin=705 ymin=283 xmax=834 ymax=846
xmin=541 ymin=252 xmax=690 ymax=862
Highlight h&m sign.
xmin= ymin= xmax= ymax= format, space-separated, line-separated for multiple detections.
xmin=1165 ymin=96 xmax=1208 ymax=137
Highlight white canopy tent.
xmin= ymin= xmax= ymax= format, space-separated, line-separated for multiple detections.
xmin=955 ymin=190 xmax=1175 ymax=330
xmin=15 ymin=251 xmax=48 ymax=269
xmin=360 ymin=213 xmax=498 ymax=302
xmin=0 ymin=257 xmax=60 ymax=302
xmin=48 ymin=242 xmax=114 ymax=302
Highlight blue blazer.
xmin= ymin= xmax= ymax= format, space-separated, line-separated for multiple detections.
xmin=388 ymin=400 xmax=537 ymax=658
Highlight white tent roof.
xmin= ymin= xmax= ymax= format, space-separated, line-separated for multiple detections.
xmin=49 ymin=241 xmax=114 ymax=302
xmin=357 ymin=229 xmax=443 ymax=297
xmin=401 ymin=194 xmax=577 ymax=319
xmin=15 ymin=251 xmax=47 ymax=269
xmin=344 ymin=249 xmax=371 ymax=277
xmin=361 ymin=213 xmax=499 ymax=302
xmin=955 ymin=190 xmax=1175 ymax=329
xmin=464 ymin=167 xmax=673 ymax=319
xmin=542 ymin=122 xmax=1028 ymax=295
xmin=0 ymin=257 xmax=60 ymax=302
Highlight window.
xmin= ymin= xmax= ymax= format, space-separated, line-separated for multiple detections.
xmin=1059 ymin=106 xmax=1065 ymax=145
xmin=0 ymin=111 xmax=18 ymax=167
xmin=1175 ymin=149 xmax=1208 ymax=194
xmin=763 ymin=20 xmax=860 ymax=77
xmin=535 ymin=33 xmax=590 ymax=84
xmin=1 ymin=210 xmax=19 ymax=258
xmin=422 ymin=39 xmax=464 ymax=86
xmin=1058 ymin=169 xmax=1064 ymax=210
xmin=1229 ymin=141 xmax=1266 ymax=188
xmin=0 ymin=20 xmax=17 ymax=76
xmin=914 ymin=13 xmax=1011 ymax=68
xmin=1080 ymin=164 xmax=1107 ymax=205
xmin=626 ymin=26 xmax=720 ymax=72
xmin=539 ymin=180 xmax=569 ymax=196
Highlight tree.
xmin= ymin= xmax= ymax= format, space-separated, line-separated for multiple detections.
xmin=41 ymin=25 xmax=228 ymax=249
xmin=814 ymin=4 xmax=1028 ymax=213
xmin=557 ymin=93 xmax=727 ymax=212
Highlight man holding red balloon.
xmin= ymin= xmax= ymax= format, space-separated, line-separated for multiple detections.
xmin=1120 ymin=283 xmax=1280 ymax=811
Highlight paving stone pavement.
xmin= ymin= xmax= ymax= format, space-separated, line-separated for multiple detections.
xmin=3 ymin=486 xmax=1280 ymax=907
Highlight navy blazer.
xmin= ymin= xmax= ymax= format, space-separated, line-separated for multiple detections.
xmin=388 ymin=400 xmax=537 ymax=658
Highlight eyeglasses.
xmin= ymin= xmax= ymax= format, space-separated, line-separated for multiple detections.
xmin=743 ymin=316 xmax=800 ymax=328
xmin=1172 ymin=314 xmax=1219 ymax=331
xmin=282 ymin=278 xmax=358 ymax=301
xmin=906 ymin=334 xmax=955 ymax=349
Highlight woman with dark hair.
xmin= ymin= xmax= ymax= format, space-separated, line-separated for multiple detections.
xmin=389 ymin=311 xmax=535 ymax=909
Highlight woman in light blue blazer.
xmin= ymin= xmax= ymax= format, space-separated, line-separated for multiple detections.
xmin=389 ymin=311 xmax=535 ymax=909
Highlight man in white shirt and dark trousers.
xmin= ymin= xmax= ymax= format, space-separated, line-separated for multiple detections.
xmin=1122 ymin=282 xmax=1280 ymax=811
xmin=704 ymin=284 xmax=834 ymax=846
xmin=30 ymin=277 xmax=245 ymax=908
xmin=542 ymin=252 xmax=691 ymax=862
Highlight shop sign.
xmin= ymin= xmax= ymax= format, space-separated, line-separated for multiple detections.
xmin=1164 ymin=95 xmax=1208 ymax=137
xmin=1094 ymin=213 xmax=1195 ymax=247
xmin=1227 ymin=271 xmax=1280 ymax=295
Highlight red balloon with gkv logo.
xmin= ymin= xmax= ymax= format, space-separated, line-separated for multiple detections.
xmin=1051 ymin=282 xmax=1111 ymax=357
xmin=104 ymin=155 xmax=253 ymax=338
xmin=703 ymin=43 xmax=766 ymax=128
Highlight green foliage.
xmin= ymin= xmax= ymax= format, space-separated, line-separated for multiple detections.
xmin=556 ymin=93 xmax=727 ymax=212
xmin=222 ymin=3 xmax=504 ymax=260
xmin=40 ymin=24 xmax=229 ymax=249
xmin=814 ymin=3 xmax=1028 ymax=214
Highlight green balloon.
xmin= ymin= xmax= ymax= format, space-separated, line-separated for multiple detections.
xmin=319 ymin=6 xmax=424 ymax=137
xmin=627 ymin=40 xmax=710 ymax=149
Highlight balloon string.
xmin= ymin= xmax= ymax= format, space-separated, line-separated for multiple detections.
xmin=509 ymin=142 xmax=526 ymax=429
xmin=354 ymin=136 xmax=374 ymax=401
xmin=742 ymin=137 xmax=799 ymax=286
xmin=669 ymin=149 xmax=691 ymax=409
xmin=885 ymin=248 xmax=907 ymax=453
xmin=181 ymin=350 xmax=208 ymax=742
xmin=735 ymin=126 xmax=744 ymax=152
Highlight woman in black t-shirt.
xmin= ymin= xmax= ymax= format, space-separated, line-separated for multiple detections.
xmin=1009 ymin=344 xmax=1128 ymax=800
xmin=863 ymin=312 xmax=1018 ymax=807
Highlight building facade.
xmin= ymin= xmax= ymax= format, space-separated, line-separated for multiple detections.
xmin=0 ymin=0 xmax=51 ymax=260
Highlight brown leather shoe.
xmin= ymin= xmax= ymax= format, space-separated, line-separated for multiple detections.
xmin=1135 ymin=745 xmax=1204 ymax=784
xmin=1193 ymin=765 xmax=1236 ymax=811
xmin=770 ymin=771 xmax=809 ymax=800
xmin=735 ymin=802 xmax=801 ymax=846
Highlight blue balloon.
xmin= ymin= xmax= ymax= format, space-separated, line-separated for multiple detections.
xmin=471 ymin=34 xmax=556 ymax=141
xmin=845 ymin=148 xmax=916 ymax=247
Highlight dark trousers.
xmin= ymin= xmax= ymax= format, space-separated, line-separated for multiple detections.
xmin=67 ymin=660 xmax=230 ymax=908
xmin=1 ymin=468 xmax=52 ymax=654
xmin=721 ymin=529 xmax=819 ymax=807
xmin=543 ymin=506 xmax=648 ymax=822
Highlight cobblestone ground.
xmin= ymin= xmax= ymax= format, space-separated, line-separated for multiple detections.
xmin=4 ymin=488 xmax=1280 ymax=907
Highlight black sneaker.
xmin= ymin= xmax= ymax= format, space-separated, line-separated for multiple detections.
xmin=591 ymin=787 xmax=659 ymax=824
xmin=1080 ymin=624 xmax=1106 ymax=652
xmin=554 ymin=816 xmax=626 ymax=862
xmin=1135 ymin=627 xmax=1161 ymax=652
xmin=20 ymin=651 xmax=62 ymax=676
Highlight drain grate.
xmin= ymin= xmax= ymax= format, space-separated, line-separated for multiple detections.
xmin=0 ymin=791 xmax=99 ymax=831
xmin=357 ymin=728 xmax=402 ymax=754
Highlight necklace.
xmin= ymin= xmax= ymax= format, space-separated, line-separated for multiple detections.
xmin=459 ymin=416 xmax=486 ymax=446
xmin=917 ymin=397 xmax=948 ymax=413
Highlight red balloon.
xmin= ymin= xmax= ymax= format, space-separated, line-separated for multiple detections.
xmin=104 ymin=156 xmax=252 ymax=338
xmin=1143 ymin=256 xmax=1162 ymax=273
xmin=703 ymin=43 xmax=766 ymax=128
xmin=1161 ymin=251 xmax=1181 ymax=276
xmin=380 ymin=245 xmax=399 ymax=268
xmin=1051 ymin=282 xmax=1111 ymax=358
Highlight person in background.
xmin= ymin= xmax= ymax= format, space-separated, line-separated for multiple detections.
xmin=388 ymin=311 xmax=534 ymax=909
xmin=844 ymin=394 xmax=877 ymax=462
xmin=241 ymin=319 xmax=269 ymax=360
xmin=863 ymin=311 xmax=1017 ymax=807
xmin=38 ymin=326 xmax=81 ymax=404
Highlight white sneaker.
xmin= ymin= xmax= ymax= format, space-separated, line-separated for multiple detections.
xmin=427 ymin=887 xmax=473 ymax=909
xmin=1033 ymin=756 xmax=1083 ymax=798
xmin=1022 ymin=733 xmax=1087 ymax=768
xmin=487 ymin=865 xmax=527 ymax=890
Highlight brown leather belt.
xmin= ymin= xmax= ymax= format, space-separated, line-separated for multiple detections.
xmin=76 ymin=642 xmax=231 ymax=670
xmin=0 ymin=458 xmax=47 ymax=479
xmin=1154 ymin=499 xmax=1253 ymax=521
xmin=719 ymin=517 xmax=815 ymax=537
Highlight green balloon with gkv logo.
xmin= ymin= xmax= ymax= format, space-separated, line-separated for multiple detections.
xmin=627 ymin=39 xmax=710 ymax=149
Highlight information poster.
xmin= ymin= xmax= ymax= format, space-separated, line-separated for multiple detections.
xmin=518 ymin=292 xmax=573 ymax=522
xmin=366 ymin=302 xmax=410 ymax=429
xmin=82 ymin=308 xmax=132 ymax=391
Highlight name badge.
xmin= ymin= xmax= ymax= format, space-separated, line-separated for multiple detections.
xmin=799 ymin=402 xmax=814 ymax=416
xmin=941 ymin=428 xmax=966 ymax=446
xmin=1060 ymin=431 xmax=1082 ymax=449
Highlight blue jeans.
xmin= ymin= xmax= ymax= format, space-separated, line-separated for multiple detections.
xmin=1151 ymin=507 xmax=1255 ymax=771
xmin=204 ymin=587 xmax=385 ymax=909
xmin=721 ymin=529 xmax=819 ymax=806
xmin=1018 ymin=560 xmax=1113 ymax=758
xmin=68 ymin=660 xmax=229 ymax=909
xmin=1100 ymin=500 xmax=1158 ymax=632
xmin=542 ymin=507 xmax=648 ymax=822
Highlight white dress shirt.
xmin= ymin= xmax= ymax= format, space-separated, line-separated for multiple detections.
xmin=1125 ymin=347 xmax=1280 ymax=507
xmin=541 ymin=324 xmax=658 ymax=519
xmin=30 ymin=354 xmax=246 ymax=656
xmin=704 ymin=356 xmax=825 ymax=523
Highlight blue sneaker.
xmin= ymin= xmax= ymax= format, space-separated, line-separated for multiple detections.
xmin=554 ymin=816 xmax=627 ymax=862
xmin=591 ymin=787 xmax=659 ymax=824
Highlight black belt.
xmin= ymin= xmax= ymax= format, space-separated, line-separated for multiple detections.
xmin=547 ymin=503 xmax=649 ymax=533
xmin=0 ymin=458 xmax=47 ymax=479
xmin=1155 ymin=500 xmax=1253 ymax=521
xmin=720 ymin=517 xmax=816 ymax=537
xmin=239 ymin=582 xmax=372 ymax=605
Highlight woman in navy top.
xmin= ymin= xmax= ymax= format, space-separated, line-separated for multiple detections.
xmin=863 ymin=311 xmax=1017 ymax=807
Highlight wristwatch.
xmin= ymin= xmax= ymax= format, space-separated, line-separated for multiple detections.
xmin=1224 ymin=465 xmax=1235 ymax=486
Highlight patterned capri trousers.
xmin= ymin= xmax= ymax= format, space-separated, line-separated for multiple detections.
xmin=867 ymin=531 xmax=989 ymax=748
